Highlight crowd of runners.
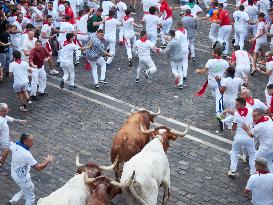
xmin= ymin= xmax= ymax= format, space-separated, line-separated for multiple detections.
xmin=1 ymin=0 xmax=273 ymax=204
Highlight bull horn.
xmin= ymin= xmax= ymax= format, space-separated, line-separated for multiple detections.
xmin=170 ymin=124 xmax=190 ymax=137
xmin=149 ymin=105 xmax=160 ymax=117
xmin=76 ymin=152 xmax=84 ymax=168
xmin=84 ymin=172 xmax=96 ymax=184
xmin=130 ymin=105 xmax=138 ymax=113
xmin=99 ymin=155 xmax=119 ymax=171
xmin=110 ymin=171 xmax=135 ymax=188
xmin=140 ymin=122 xmax=155 ymax=135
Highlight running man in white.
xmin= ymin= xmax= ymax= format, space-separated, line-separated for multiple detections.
xmin=104 ymin=10 xmax=122 ymax=68
xmin=228 ymin=97 xmax=256 ymax=176
xmin=159 ymin=0 xmax=173 ymax=47
xmin=116 ymin=0 xmax=127 ymax=44
xmin=245 ymin=0 xmax=258 ymax=37
xmin=122 ymin=9 xmax=142 ymax=67
xmin=9 ymin=133 xmax=54 ymax=205
xmin=133 ymin=30 xmax=160 ymax=83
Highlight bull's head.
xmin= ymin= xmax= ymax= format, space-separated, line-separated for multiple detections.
xmin=76 ymin=152 xmax=119 ymax=179
xmin=130 ymin=105 xmax=160 ymax=124
xmin=140 ymin=123 xmax=190 ymax=152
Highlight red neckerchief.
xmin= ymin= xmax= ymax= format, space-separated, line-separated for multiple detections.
xmin=106 ymin=17 xmax=113 ymax=20
xmin=215 ymin=56 xmax=222 ymax=59
xmin=178 ymin=27 xmax=185 ymax=33
xmin=237 ymin=107 xmax=248 ymax=117
xmin=24 ymin=15 xmax=32 ymax=19
xmin=77 ymin=16 xmax=82 ymax=20
xmin=267 ymin=56 xmax=273 ymax=62
xmin=140 ymin=36 xmax=147 ymax=42
xmin=246 ymin=97 xmax=254 ymax=105
xmin=16 ymin=18 xmax=21 ymax=23
xmin=63 ymin=39 xmax=72 ymax=46
xmin=184 ymin=13 xmax=193 ymax=17
xmin=15 ymin=59 xmax=22 ymax=64
xmin=259 ymin=18 xmax=266 ymax=23
xmin=255 ymin=116 xmax=270 ymax=124
xmin=22 ymin=30 xmax=29 ymax=34
xmin=43 ymin=21 xmax=52 ymax=26
xmin=12 ymin=13 xmax=17 ymax=17
xmin=257 ymin=170 xmax=270 ymax=175
xmin=124 ymin=15 xmax=130 ymax=21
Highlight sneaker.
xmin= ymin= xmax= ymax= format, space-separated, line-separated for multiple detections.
xmin=99 ymin=80 xmax=108 ymax=84
xmin=216 ymin=113 xmax=224 ymax=132
xmin=27 ymin=100 xmax=32 ymax=104
xmin=135 ymin=78 xmax=140 ymax=83
xmin=74 ymin=60 xmax=80 ymax=66
xmin=183 ymin=77 xmax=187 ymax=81
xmin=20 ymin=106 xmax=28 ymax=112
xmin=227 ymin=170 xmax=237 ymax=177
xmin=106 ymin=64 xmax=111 ymax=69
xmin=144 ymin=70 xmax=150 ymax=79
xmin=95 ymin=84 xmax=100 ymax=88
xmin=60 ymin=79 xmax=65 ymax=89
xmin=129 ymin=60 xmax=132 ymax=67
xmin=178 ymin=85 xmax=183 ymax=89
xmin=160 ymin=44 xmax=167 ymax=48
xmin=30 ymin=96 xmax=39 ymax=101
xmin=38 ymin=92 xmax=48 ymax=97
xmin=69 ymin=85 xmax=77 ymax=90
xmin=192 ymin=57 xmax=196 ymax=62
xmin=49 ymin=69 xmax=59 ymax=75
xmin=212 ymin=41 xmax=218 ymax=49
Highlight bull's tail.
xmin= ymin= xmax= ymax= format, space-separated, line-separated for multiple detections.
xmin=129 ymin=174 xmax=148 ymax=205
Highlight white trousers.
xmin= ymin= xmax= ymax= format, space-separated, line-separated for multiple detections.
xmin=255 ymin=148 xmax=273 ymax=173
xmin=217 ymin=25 xmax=232 ymax=55
xmin=235 ymin=66 xmax=250 ymax=80
xmin=188 ymin=38 xmax=195 ymax=58
xmin=137 ymin=56 xmax=157 ymax=78
xmin=88 ymin=57 xmax=106 ymax=84
xmin=230 ymin=135 xmax=256 ymax=174
xmin=171 ymin=61 xmax=183 ymax=85
xmin=106 ymin=40 xmax=116 ymax=64
xmin=209 ymin=79 xmax=224 ymax=114
xmin=234 ymin=27 xmax=247 ymax=50
xmin=61 ymin=62 xmax=75 ymax=86
xmin=209 ymin=23 xmax=220 ymax=44
xmin=10 ymin=177 xmax=35 ymax=205
xmin=147 ymin=31 xmax=157 ymax=44
xmin=223 ymin=95 xmax=236 ymax=111
xmin=181 ymin=49 xmax=189 ymax=77
xmin=160 ymin=18 xmax=173 ymax=44
xmin=30 ymin=67 xmax=47 ymax=96
xmin=124 ymin=35 xmax=136 ymax=59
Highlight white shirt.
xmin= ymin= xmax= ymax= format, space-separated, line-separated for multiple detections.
xmin=58 ymin=22 xmax=75 ymax=43
xmin=256 ymin=21 xmax=267 ymax=41
xmin=143 ymin=14 xmax=161 ymax=33
xmin=22 ymin=37 xmax=37 ymax=62
xmin=9 ymin=61 xmax=30 ymax=85
xmin=102 ymin=0 xmax=114 ymax=16
xmin=234 ymin=50 xmax=251 ymax=69
xmin=233 ymin=10 xmax=250 ymax=29
xmin=116 ymin=1 xmax=127 ymax=21
xmin=175 ymin=29 xmax=188 ymax=50
xmin=245 ymin=5 xmax=258 ymax=21
xmin=76 ymin=14 xmax=89 ymax=34
xmin=221 ymin=77 xmax=243 ymax=98
xmin=60 ymin=42 xmax=79 ymax=64
xmin=12 ymin=21 xmax=23 ymax=48
xmin=205 ymin=58 xmax=229 ymax=80
xmin=104 ymin=18 xmax=121 ymax=41
xmin=253 ymin=118 xmax=273 ymax=150
xmin=134 ymin=39 xmax=155 ymax=57
xmin=122 ymin=17 xmax=135 ymax=38
xmin=40 ymin=24 xmax=52 ymax=44
xmin=246 ymin=99 xmax=268 ymax=111
xmin=233 ymin=108 xmax=253 ymax=136
xmin=246 ymin=173 xmax=273 ymax=205
xmin=0 ymin=116 xmax=14 ymax=143
xmin=266 ymin=61 xmax=273 ymax=85
xmin=10 ymin=142 xmax=37 ymax=180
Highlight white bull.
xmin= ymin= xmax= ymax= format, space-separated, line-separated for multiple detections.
xmin=112 ymin=124 xmax=189 ymax=205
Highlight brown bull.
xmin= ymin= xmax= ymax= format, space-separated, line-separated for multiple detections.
xmin=110 ymin=106 xmax=160 ymax=180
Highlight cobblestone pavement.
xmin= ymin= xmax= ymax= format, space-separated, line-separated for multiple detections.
xmin=0 ymin=0 xmax=270 ymax=204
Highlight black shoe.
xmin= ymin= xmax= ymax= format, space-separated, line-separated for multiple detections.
xmin=222 ymin=42 xmax=226 ymax=52
xmin=135 ymin=78 xmax=140 ymax=83
xmin=60 ymin=79 xmax=64 ymax=89
xmin=38 ymin=92 xmax=48 ymax=97
xmin=106 ymin=64 xmax=111 ymax=69
xmin=160 ymin=44 xmax=167 ymax=48
xmin=178 ymin=85 xmax=183 ymax=89
xmin=95 ymin=84 xmax=100 ymax=88
xmin=212 ymin=41 xmax=218 ymax=49
xmin=218 ymin=118 xmax=224 ymax=132
xmin=30 ymin=96 xmax=39 ymax=101
xmin=129 ymin=60 xmax=132 ymax=67
xmin=99 ymin=80 xmax=108 ymax=84
xmin=74 ymin=60 xmax=80 ymax=66
xmin=69 ymin=85 xmax=77 ymax=90
xmin=183 ymin=77 xmax=187 ymax=81
xmin=232 ymin=38 xmax=235 ymax=45
xmin=192 ymin=57 xmax=196 ymax=62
